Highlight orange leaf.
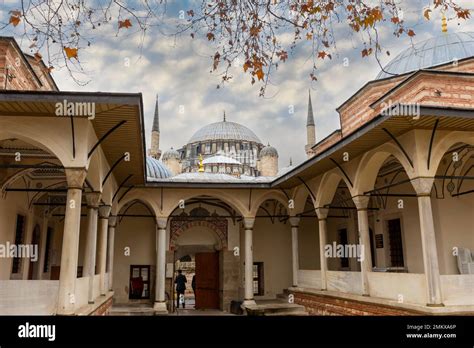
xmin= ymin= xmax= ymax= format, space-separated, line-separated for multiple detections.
xmin=64 ymin=47 xmax=78 ymax=60
xmin=255 ymin=69 xmax=264 ymax=81
xmin=118 ymin=19 xmax=132 ymax=29
xmin=423 ymin=9 xmax=431 ymax=20
xmin=407 ymin=29 xmax=416 ymax=37
xmin=206 ymin=33 xmax=215 ymax=41
xmin=317 ymin=51 xmax=327 ymax=59
xmin=9 ymin=15 xmax=20 ymax=27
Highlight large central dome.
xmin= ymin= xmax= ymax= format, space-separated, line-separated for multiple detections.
xmin=188 ymin=120 xmax=262 ymax=144
xmin=376 ymin=32 xmax=474 ymax=79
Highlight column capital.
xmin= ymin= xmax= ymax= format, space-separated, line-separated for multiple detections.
xmin=108 ymin=216 xmax=117 ymax=227
xmin=85 ymin=192 xmax=101 ymax=208
xmin=156 ymin=217 xmax=167 ymax=229
xmin=315 ymin=207 xmax=329 ymax=220
xmin=98 ymin=205 xmax=111 ymax=219
xmin=411 ymin=177 xmax=434 ymax=196
xmin=65 ymin=168 xmax=87 ymax=189
xmin=352 ymin=195 xmax=370 ymax=210
xmin=289 ymin=216 xmax=300 ymax=227
xmin=243 ymin=217 xmax=255 ymax=230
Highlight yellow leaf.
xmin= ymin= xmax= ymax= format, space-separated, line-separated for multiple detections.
xmin=424 ymin=9 xmax=431 ymax=20
xmin=64 ymin=47 xmax=78 ymax=60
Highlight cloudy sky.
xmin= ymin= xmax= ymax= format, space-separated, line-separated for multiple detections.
xmin=1 ymin=0 xmax=473 ymax=166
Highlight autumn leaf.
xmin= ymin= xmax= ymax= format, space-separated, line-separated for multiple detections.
xmin=391 ymin=17 xmax=400 ymax=24
xmin=407 ymin=29 xmax=416 ymax=37
xmin=317 ymin=51 xmax=328 ymax=59
xmin=206 ymin=32 xmax=215 ymax=41
xmin=243 ymin=60 xmax=251 ymax=72
xmin=255 ymin=69 xmax=264 ymax=81
xmin=64 ymin=47 xmax=78 ymax=60
xmin=9 ymin=14 xmax=21 ymax=27
xmin=457 ymin=9 xmax=470 ymax=19
xmin=361 ymin=48 xmax=373 ymax=57
xmin=423 ymin=9 xmax=431 ymax=20
xmin=306 ymin=33 xmax=313 ymax=40
xmin=118 ymin=19 xmax=132 ymax=29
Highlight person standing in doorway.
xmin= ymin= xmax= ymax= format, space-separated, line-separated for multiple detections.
xmin=191 ymin=274 xmax=196 ymax=307
xmin=175 ymin=270 xmax=187 ymax=309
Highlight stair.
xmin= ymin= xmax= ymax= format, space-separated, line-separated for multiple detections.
xmin=246 ymin=292 xmax=309 ymax=316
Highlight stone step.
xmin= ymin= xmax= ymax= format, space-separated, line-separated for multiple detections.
xmin=247 ymin=301 xmax=309 ymax=316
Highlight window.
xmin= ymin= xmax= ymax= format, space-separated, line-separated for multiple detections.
xmin=129 ymin=265 xmax=150 ymax=299
xmin=11 ymin=215 xmax=26 ymax=274
xmin=338 ymin=228 xmax=349 ymax=269
xmin=387 ymin=219 xmax=404 ymax=267
xmin=43 ymin=227 xmax=53 ymax=273
xmin=253 ymin=262 xmax=264 ymax=296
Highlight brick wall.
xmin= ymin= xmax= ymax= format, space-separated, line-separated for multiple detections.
xmin=313 ymin=130 xmax=342 ymax=155
xmin=291 ymin=291 xmax=421 ymax=316
xmin=0 ymin=38 xmax=57 ymax=91
xmin=90 ymin=297 xmax=113 ymax=316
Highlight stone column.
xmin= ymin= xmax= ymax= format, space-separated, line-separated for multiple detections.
xmin=83 ymin=192 xmax=100 ymax=303
xmin=154 ymin=217 xmax=168 ymax=313
xmin=412 ymin=177 xmax=443 ymax=306
xmin=353 ymin=195 xmax=372 ymax=296
xmin=36 ymin=210 xmax=50 ymax=280
xmin=21 ymin=209 xmax=36 ymax=279
xmin=97 ymin=205 xmax=111 ymax=296
xmin=243 ymin=217 xmax=256 ymax=306
xmin=107 ymin=216 xmax=117 ymax=291
xmin=57 ymin=168 xmax=87 ymax=315
xmin=289 ymin=217 xmax=300 ymax=287
xmin=316 ymin=208 xmax=329 ymax=291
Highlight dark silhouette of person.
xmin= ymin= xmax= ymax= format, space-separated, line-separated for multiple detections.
xmin=175 ymin=270 xmax=187 ymax=309
xmin=191 ymin=274 xmax=196 ymax=306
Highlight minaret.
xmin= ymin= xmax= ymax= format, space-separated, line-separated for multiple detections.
xmin=305 ymin=90 xmax=316 ymax=158
xmin=150 ymin=94 xmax=161 ymax=159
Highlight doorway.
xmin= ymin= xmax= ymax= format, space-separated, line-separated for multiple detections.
xmin=195 ymin=252 xmax=219 ymax=310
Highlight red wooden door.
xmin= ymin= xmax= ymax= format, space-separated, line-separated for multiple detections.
xmin=195 ymin=252 xmax=219 ymax=309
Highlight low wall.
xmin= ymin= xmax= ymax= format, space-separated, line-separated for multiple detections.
xmin=75 ymin=277 xmax=90 ymax=308
xmin=368 ymin=272 xmax=427 ymax=305
xmin=327 ymin=271 xmax=362 ymax=295
xmin=298 ymin=270 xmax=321 ymax=289
xmin=93 ymin=274 xmax=101 ymax=299
xmin=0 ymin=280 xmax=59 ymax=315
xmin=441 ymin=274 xmax=474 ymax=305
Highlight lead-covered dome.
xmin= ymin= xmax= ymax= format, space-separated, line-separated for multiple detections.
xmin=376 ymin=32 xmax=474 ymax=79
xmin=188 ymin=120 xmax=261 ymax=144
xmin=162 ymin=147 xmax=180 ymax=161
xmin=260 ymin=144 xmax=278 ymax=157
xmin=146 ymin=156 xmax=172 ymax=179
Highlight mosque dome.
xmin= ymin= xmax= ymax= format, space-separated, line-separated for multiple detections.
xmin=146 ymin=156 xmax=172 ymax=179
xmin=188 ymin=120 xmax=262 ymax=144
xmin=376 ymin=32 xmax=474 ymax=80
xmin=260 ymin=144 xmax=278 ymax=157
xmin=162 ymin=147 xmax=180 ymax=161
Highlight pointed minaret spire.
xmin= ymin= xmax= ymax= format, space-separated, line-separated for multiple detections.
xmin=307 ymin=89 xmax=315 ymax=126
xmin=305 ymin=89 xmax=316 ymax=158
xmin=223 ymin=110 xmax=226 ymax=122
xmin=153 ymin=94 xmax=160 ymax=132
xmin=289 ymin=157 xmax=293 ymax=166
xmin=150 ymin=94 xmax=161 ymax=159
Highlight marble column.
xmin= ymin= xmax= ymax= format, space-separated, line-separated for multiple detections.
xmin=107 ymin=216 xmax=117 ymax=291
xmin=353 ymin=195 xmax=372 ymax=296
xmin=289 ymin=217 xmax=300 ymax=287
xmin=83 ymin=192 xmax=100 ymax=303
xmin=57 ymin=168 xmax=87 ymax=315
xmin=36 ymin=210 xmax=50 ymax=280
xmin=412 ymin=177 xmax=443 ymax=306
xmin=21 ymin=209 xmax=36 ymax=280
xmin=243 ymin=217 xmax=256 ymax=306
xmin=316 ymin=208 xmax=329 ymax=291
xmin=153 ymin=217 xmax=168 ymax=313
xmin=97 ymin=205 xmax=111 ymax=296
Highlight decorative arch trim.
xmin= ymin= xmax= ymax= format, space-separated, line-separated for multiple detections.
xmin=169 ymin=218 xmax=228 ymax=251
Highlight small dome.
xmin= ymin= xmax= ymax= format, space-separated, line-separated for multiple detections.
xmin=162 ymin=147 xmax=180 ymax=161
xmin=376 ymin=32 xmax=474 ymax=79
xmin=203 ymin=155 xmax=241 ymax=165
xmin=146 ymin=156 xmax=172 ymax=179
xmin=188 ymin=120 xmax=261 ymax=144
xmin=260 ymin=144 xmax=278 ymax=157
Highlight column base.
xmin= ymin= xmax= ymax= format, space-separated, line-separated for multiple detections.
xmin=153 ymin=301 xmax=168 ymax=314
xmin=242 ymin=299 xmax=256 ymax=307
